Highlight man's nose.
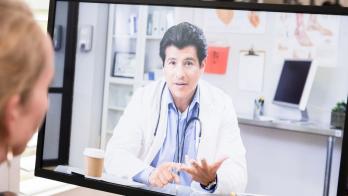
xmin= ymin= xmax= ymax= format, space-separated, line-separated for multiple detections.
xmin=175 ymin=64 xmax=185 ymax=78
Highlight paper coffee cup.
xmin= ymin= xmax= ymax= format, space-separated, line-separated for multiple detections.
xmin=83 ymin=148 xmax=105 ymax=178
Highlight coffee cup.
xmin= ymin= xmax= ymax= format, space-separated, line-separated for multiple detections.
xmin=83 ymin=148 xmax=105 ymax=178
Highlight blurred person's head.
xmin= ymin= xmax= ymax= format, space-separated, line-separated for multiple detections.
xmin=0 ymin=0 xmax=54 ymax=163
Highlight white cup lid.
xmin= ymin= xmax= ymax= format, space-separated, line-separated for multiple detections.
xmin=83 ymin=148 xmax=105 ymax=159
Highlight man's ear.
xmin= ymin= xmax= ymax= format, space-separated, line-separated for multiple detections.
xmin=3 ymin=95 xmax=21 ymax=137
xmin=200 ymin=58 xmax=206 ymax=73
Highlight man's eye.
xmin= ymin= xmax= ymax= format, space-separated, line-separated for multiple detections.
xmin=168 ymin=61 xmax=176 ymax=66
xmin=185 ymin=61 xmax=194 ymax=66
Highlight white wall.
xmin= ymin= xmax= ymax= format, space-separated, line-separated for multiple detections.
xmin=196 ymin=11 xmax=348 ymax=125
xmin=68 ymin=4 xmax=108 ymax=168
xmin=172 ymin=8 xmax=348 ymax=124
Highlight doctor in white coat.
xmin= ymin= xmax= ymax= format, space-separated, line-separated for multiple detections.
xmin=105 ymin=22 xmax=247 ymax=194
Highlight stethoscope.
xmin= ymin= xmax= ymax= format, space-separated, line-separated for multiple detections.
xmin=153 ymin=82 xmax=202 ymax=164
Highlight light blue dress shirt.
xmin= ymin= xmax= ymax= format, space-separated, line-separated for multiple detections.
xmin=133 ymin=86 xmax=200 ymax=186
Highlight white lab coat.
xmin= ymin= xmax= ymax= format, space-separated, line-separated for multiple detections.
xmin=105 ymin=79 xmax=247 ymax=194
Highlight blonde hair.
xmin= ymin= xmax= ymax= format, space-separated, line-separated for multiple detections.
xmin=0 ymin=0 xmax=46 ymax=135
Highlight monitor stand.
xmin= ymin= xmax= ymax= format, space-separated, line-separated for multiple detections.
xmin=300 ymin=108 xmax=309 ymax=122
xmin=279 ymin=108 xmax=310 ymax=124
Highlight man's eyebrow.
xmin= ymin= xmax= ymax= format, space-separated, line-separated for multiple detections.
xmin=166 ymin=57 xmax=176 ymax=61
xmin=184 ymin=57 xmax=196 ymax=61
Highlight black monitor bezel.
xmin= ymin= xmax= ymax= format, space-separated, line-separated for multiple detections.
xmin=35 ymin=0 xmax=348 ymax=195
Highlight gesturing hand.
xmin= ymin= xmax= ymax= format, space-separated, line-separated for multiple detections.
xmin=149 ymin=162 xmax=181 ymax=187
xmin=180 ymin=156 xmax=228 ymax=186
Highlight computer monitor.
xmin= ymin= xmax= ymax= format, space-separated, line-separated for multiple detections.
xmin=34 ymin=0 xmax=348 ymax=196
xmin=273 ymin=59 xmax=317 ymax=121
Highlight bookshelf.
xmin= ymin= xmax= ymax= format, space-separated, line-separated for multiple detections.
xmin=100 ymin=4 xmax=175 ymax=149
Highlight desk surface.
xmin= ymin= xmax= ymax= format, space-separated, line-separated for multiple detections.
xmin=55 ymin=165 xmax=208 ymax=196
xmin=237 ymin=115 xmax=342 ymax=138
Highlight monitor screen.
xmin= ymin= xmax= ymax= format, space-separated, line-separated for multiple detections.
xmin=35 ymin=0 xmax=348 ymax=196
xmin=273 ymin=60 xmax=315 ymax=110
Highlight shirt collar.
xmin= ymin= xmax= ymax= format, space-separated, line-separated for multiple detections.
xmin=166 ymin=83 xmax=200 ymax=114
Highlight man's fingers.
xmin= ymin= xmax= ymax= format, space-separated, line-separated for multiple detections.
xmin=212 ymin=157 xmax=229 ymax=172
xmin=150 ymin=162 xmax=184 ymax=188
xmin=158 ymin=173 xmax=168 ymax=186
xmin=152 ymin=175 xmax=164 ymax=187
xmin=165 ymin=162 xmax=181 ymax=171
xmin=201 ymin=158 xmax=208 ymax=171
xmin=155 ymin=180 xmax=163 ymax=188
xmin=181 ymin=165 xmax=196 ymax=176
xmin=191 ymin=160 xmax=201 ymax=170
xmin=171 ymin=172 xmax=180 ymax=184
xmin=162 ymin=169 xmax=173 ymax=182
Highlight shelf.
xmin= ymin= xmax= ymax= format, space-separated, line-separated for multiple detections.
xmin=108 ymin=106 xmax=125 ymax=111
xmin=113 ymin=34 xmax=137 ymax=39
xmin=107 ymin=130 xmax=114 ymax=135
xmin=107 ymin=110 xmax=123 ymax=131
xmin=145 ymin=35 xmax=163 ymax=40
xmin=237 ymin=115 xmax=343 ymax=138
xmin=141 ymin=80 xmax=155 ymax=86
xmin=109 ymin=77 xmax=135 ymax=85
xmin=101 ymin=5 xmax=172 ymax=149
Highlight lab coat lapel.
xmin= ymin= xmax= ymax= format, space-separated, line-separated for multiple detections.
xmin=144 ymin=84 xmax=168 ymax=164
xmin=196 ymin=81 xmax=215 ymax=161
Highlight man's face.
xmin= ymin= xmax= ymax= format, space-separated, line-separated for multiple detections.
xmin=163 ymin=45 xmax=205 ymax=103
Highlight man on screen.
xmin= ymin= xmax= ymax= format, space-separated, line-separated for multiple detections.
xmin=105 ymin=22 xmax=247 ymax=194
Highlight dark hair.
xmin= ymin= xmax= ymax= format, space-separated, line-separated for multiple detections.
xmin=159 ymin=22 xmax=207 ymax=66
